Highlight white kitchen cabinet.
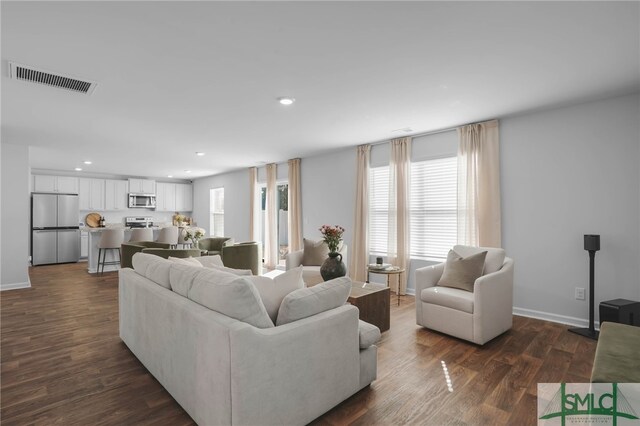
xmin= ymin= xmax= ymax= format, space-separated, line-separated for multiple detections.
xmin=104 ymin=180 xmax=128 ymax=210
xmin=33 ymin=175 xmax=79 ymax=194
xmin=175 ymin=183 xmax=193 ymax=212
xmin=129 ymin=178 xmax=156 ymax=194
xmin=79 ymin=178 xmax=105 ymax=210
xmin=156 ymin=182 xmax=176 ymax=211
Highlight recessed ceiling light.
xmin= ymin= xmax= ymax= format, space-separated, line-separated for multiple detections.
xmin=184 ymin=170 xmax=192 ymax=173
xmin=278 ymin=97 xmax=295 ymax=105
xmin=83 ymin=160 xmax=92 ymax=165
xmin=167 ymin=175 xmax=173 ymax=178
xmin=74 ymin=167 xmax=82 ymax=171
xmin=196 ymin=152 xmax=205 ymax=156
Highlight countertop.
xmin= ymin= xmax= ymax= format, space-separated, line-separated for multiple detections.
xmin=81 ymin=226 xmax=162 ymax=232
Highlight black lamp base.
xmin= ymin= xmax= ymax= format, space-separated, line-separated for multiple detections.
xmin=568 ymin=327 xmax=599 ymax=340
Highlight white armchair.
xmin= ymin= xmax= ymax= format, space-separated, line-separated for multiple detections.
xmin=415 ymin=245 xmax=514 ymax=345
xmin=286 ymin=240 xmax=348 ymax=287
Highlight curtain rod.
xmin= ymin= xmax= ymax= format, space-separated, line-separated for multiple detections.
xmin=365 ymin=118 xmax=497 ymax=147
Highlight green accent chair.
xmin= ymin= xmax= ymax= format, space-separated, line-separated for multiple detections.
xmin=222 ymin=242 xmax=262 ymax=276
xmin=141 ymin=248 xmax=203 ymax=260
xmin=121 ymin=241 xmax=171 ymax=269
xmin=198 ymin=237 xmax=234 ymax=256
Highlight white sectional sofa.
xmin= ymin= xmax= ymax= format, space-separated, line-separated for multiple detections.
xmin=119 ymin=253 xmax=379 ymax=426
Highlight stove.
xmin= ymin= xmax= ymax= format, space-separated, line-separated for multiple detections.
xmin=125 ymin=216 xmax=154 ymax=228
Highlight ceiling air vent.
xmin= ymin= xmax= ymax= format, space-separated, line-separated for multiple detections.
xmin=9 ymin=62 xmax=97 ymax=95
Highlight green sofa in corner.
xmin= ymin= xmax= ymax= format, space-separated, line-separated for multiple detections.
xmin=121 ymin=241 xmax=172 ymax=269
xmin=591 ymin=322 xmax=640 ymax=383
xmin=197 ymin=237 xmax=234 ymax=256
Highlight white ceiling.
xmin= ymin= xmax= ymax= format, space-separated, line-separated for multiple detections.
xmin=2 ymin=1 xmax=638 ymax=179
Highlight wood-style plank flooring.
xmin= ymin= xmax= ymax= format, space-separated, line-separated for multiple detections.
xmin=1 ymin=262 xmax=597 ymax=425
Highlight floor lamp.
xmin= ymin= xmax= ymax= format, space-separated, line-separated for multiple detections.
xmin=569 ymin=234 xmax=600 ymax=340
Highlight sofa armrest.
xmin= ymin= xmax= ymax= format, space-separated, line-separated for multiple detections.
xmin=228 ymin=304 xmax=361 ymax=425
xmin=285 ymin=250 xmax=304 ymax=269
xmin=473 ymin=257 xmax=514 ymax=344
xmin=415 ymin=262 xmax=445 ymax=295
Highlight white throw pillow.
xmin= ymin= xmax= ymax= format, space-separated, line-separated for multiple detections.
xmin=276 ymin=276 xmax=352 ymax=326
xmin=188 ymin=268 xmax=274 ymax=329
xmin=168 ymin=256 xmax=203 ymax=267
xmin=195 ymin=255 xmax=224 ymax=268
xmin=210 ymin=264 xmax=253 ymax=276
xmin=132 ymin=253 xmax=172 ymax=289
xmin=247 ymin=267 xmax=304 ymax=323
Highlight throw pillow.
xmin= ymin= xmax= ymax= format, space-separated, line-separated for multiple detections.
xmin=437 ymin=249 xmax=488 ymax=292
xmin=195 ymin=255 xmax=224 ymax=268
xmin=276 ymin=276 xmax=352 ymax=326
xmin=452 ymin=245 xmax=505 ymax=275
xmin=188 ymin=269 xmax=274 ymax=329
xmin=209 ymin=264 xmax=253 ymax=276
xmin=301 ymin=238 xmax=329 ymax=266
xmin=168 ymin=256 xmax=203 ymax=267
xmin=132 ymin=252 xmax=172 ymax=289
xmin=247 ymin=267 xmax=304 ymax=323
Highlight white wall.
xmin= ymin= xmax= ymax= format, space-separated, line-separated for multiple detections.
xmin=193 ymin=168 xmax=251 ymax=242
xmin=1 ymin=142 xmax=31 ymax=290
xmin=501 ymin=93 xmax=640 ymax=325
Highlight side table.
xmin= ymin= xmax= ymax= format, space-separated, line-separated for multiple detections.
xmin=366 ymin=266 xmax=406 ymax=306
xmin=348 ymin=282 xmax=390 ymax=332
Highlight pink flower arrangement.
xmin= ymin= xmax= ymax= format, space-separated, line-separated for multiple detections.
xmin=319 ymin=225 xmax=345 ymax=253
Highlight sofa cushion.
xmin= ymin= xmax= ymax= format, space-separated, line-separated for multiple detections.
xmin=247 ymin=267 xmax=304 ymax=323
xmin=302 ymin=239 xmax=329 ymax=266
xmin=188 ymin=269 xmax=274 ymax=329
xmin=132 ymin=252 xmax=172 ymax=289
xmin=421 ymin=286 xmax=474 ymax=314
xmin=453 ymin=245 xmax=505 ymax=275
xmin=210 ymin=264 xmax=253 ymax=276
xmin=168 ymin=256 xmax=203 ymax=267
xmin=195 ymin=255 xmax=224 ymax=268
xmin=437 ymin=249 xmax=487 ymax=292
xmin=358 ymin=320 xmax=381 ymax=349
xmin=276 ymin=276 xmax=352 ymax=326
xmin=169 ymin=263 xmax=230 ymax=297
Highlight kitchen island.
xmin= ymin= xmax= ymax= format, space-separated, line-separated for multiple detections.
xmin=82 ymin=227 xmax=161 ymax=274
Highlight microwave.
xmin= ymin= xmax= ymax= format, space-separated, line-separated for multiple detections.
xmin=128 ymin=193 xmax=156 ymax=209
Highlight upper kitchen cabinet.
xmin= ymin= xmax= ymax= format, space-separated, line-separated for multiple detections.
xmin=129 ymin=178 xmax=155 ymax=194
xmin=104 ymin=179 xmax=128 ymax=211
xmin=175 ymin=183 xmax=193 ymax=212
xmin=156 ymin=182 xmax=176 ymax=211
xmin=33 ymin=175 xmax=79 ymax=194
xmin=79 ymin=178 xmax=105 ymax=211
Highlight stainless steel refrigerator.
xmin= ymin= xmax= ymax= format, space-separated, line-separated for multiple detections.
xmin=31 ymin=193 xmax=80 ymax=266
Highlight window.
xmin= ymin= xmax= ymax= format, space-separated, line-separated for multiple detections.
xmin=369 ymin=166 xmax=389 ymax=254
xmin=259 ymin=182 xmax=289 ymax=265
xmin=210 ymin=187 xmax=224 ymax=236
xmin=368 ymin=156 xmax=456 ymax=259
xmin=410 ymin=156 xmax=457 ymax=259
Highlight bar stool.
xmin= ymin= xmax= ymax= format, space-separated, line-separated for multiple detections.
xmin=156 ymin=226 xmax=179 ymax=249
xmin=97 ymin=229 xmax=125 ymax=275
xmin=129 ymin=228 xmax=153 ymax=242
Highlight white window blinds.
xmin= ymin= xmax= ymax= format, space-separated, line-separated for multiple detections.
xmin=410 ymin=156 xmax=457 ymax=259
xmin=210 ymin=187 xmax=224 ymax=236
xmin=369 ymin=166 xmax=389 ymax=254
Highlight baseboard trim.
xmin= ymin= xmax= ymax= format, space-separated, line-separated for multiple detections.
xmin=1 ymin=280 xmax=31 ymax=291
xmin=512 ymin=307 xmax=599 ymax=330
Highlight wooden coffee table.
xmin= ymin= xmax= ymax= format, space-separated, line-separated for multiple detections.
xmin=348 ymin=282 xmax=390 ymax=332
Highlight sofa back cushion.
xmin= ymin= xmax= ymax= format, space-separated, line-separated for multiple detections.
xmin=276 ymin=276 xmax=352 ymax=326
xmin=188 ymin=268 xmax=274 ymax=329
xmin=195 ymin=255 xmax=224 ymax=268
xmin=169 ymin=263 xmax=215 ymax=297
xmin=247 ymin=267 xmax=304 ymax=323
xmin=168 ymin=256 xmax=203 ymax=267
xmin=132 ymin=252 xmax=172 ymax=289
xmin=453 ymin=245 xmax=506 ymax=275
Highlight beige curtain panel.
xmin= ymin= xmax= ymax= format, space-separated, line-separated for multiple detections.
xmin=349 ymin=144 xmax=371 ymax=282
xmin=457 ymin=119 xmax=502 ymax=248
xmin=249 ymin=167 xmax=259 ymax=242
xmin=264 ymin=163 xmax=278 ymax=269
xmin=287 ymin=158 xmax=303 ymax=253
xmin=389 ymin=137 xmax=411 ymax=295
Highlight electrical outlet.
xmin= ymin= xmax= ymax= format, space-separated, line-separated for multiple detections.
xmin=575 ymin=287 xmax=586 ymax=300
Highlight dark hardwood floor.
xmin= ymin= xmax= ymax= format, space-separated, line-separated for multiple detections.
xmin=1 ymin=262 xmax=596 ymax=425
